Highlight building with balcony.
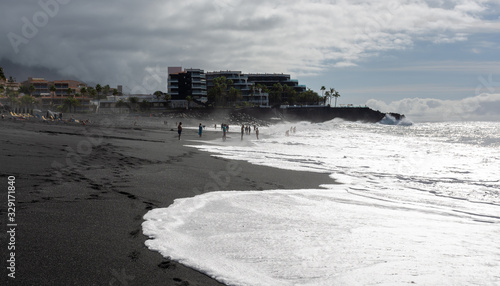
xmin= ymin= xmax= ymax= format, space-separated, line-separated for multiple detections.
xmin=21 ymin=78 xmax=89 ymax=109
xmin=206 ymin=71 xmax=269 ymax=106
xmin=23 ymin=77 xmax=49 ymax=96
xmin=0 ymin=78 xmax=21 ymax=93
xmin=168 ymin=68 xmax=207 ymax=106
xmin=246 ymin=73 xmax=306 ymax=104
xmin=206 ymin=71 xmax=252 ymax=96
xmin=168 ymin=68 xmax=309 ymax=107
xmin=52 ymin=80 xmax=87 ymax=96
xmin=247 ymin=73 xmax=306 ymax=92
xmin=22 ymin=78 xmax=87 ymax=96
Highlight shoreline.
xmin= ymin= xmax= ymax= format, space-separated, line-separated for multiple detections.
xmin=0 ymin=115 xmax=334 ymax=285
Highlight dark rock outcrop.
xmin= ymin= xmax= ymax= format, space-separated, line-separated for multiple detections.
xmin=230 ymin=107 xmax=404 ymax=123
xmin=160 ymin=106 xmax=405 ymax=124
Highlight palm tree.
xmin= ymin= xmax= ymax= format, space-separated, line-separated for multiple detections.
xmin=6 ymin=88 xmax=18 ymax=107
xmin=65 ymin=88 xmax=74 ymax=111
xmin=80 ymin=87 xmax=87 ymax=98
xmin=20 ymin=95 xmax=37 ymax=110
xmin=28 ymin=84 xmax=35 ymax=97
xmin=228 ymin=87 xmax=242 ymax=106
xmin=88 ymin=87 xmax=96 ymax=98
xmin=116 ymin=99 xmax=125 ymax=107
xmin=324 ymin=91 xmax=330 ymax=106
xmin=270 ymin=83 xmax=283 ymax=105
xmin=283 ymin=85 xmax=297 ymax=104
xmin=66 ymin=88 xmax=73 ymax=98
xmin=154 ymin=90 xmax=162 ymax=101
xmin=95 ymin=84 xmax=102 ymax=96
xmin=115 ymin=99 xmax=128 ymax=113
xmin=333 ymin=90 xmax=340 ymax=107
xmin=95 ymin=83 xmax=103 ymax=106
xmin=328 ymin=88 xmax=335 ymax=106
xmin=87 ymin=87 xmax=97 ymax=112
xmin=103 ymin=84 xmax=110 ymax=99
xmin=185 ymin=96 xmax=192 ymax=110
xmin=50 ymin=85 xmax=56 ymax=107
xmin=207 ymin=76 xmax=233 ymax=107
xmin=86 ymin=86 xmax=94 ymax=96
xmin=320 ymin=86 xmax=326 ymax=104
xmin=163 ymin=93 xmax=171 ymax=108
xmin=256 ymin=84 xmax=267 ymax=106
xmin=248 ymin=85 xmax=256 ymax=105
xmin=64 ymin=97 xmax=80 ymax=113
xmin=140 ymin=99 xmax=150 ymax=111
xmin=128 ymin=96 xmax=138 ymax=111
xmin=0 ymin=66 xmax=6 ymax=81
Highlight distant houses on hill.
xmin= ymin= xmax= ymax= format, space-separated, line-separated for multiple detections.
xmin=0 ymin=66 xmax=322 ymax=113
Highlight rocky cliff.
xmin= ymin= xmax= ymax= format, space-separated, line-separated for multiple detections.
xmin=230 ymin=106 xmax=404 ymax=123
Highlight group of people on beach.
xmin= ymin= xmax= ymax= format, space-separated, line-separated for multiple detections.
xmin=240 ymin=124 xmax=259 ymax=140
xmin=176 ymin=122 xmax=207 ymax=140
xmin=285 ymin=126 xmax=297 ymax=136
xmin=221 ymin=124 xmax=228 ymax=141
xmin=175 ymin=121 xmax=260 ymax=141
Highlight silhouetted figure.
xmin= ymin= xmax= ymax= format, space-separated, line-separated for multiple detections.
xmin=178 ymin=122 xmax=183 ymax=140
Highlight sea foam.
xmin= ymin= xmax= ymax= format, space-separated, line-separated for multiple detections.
xmin=143 ymin=120 xmax=500 ymax=285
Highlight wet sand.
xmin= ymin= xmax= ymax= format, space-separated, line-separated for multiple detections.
xmin=0 ymin=114 xmax=334 ymax=285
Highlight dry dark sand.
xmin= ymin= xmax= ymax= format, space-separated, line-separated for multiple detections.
xmin=0 ymin=114 xmax=334 ymax=286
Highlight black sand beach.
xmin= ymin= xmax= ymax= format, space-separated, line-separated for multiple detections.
xmin=0 ymin=114 xmax=334 ymax=285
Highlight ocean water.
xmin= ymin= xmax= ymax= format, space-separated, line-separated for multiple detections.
xmin=143 ymin=119 xmax=500 ymax=285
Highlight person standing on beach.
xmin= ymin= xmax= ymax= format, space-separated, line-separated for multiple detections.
xmin=177 ymin=122 xmax=182 ymax=140
xmin=198 ymin=123 xmax=203 ymax=137
xmin=222 ymin=124 xmax=227 ymax=141
xmin=241 ymin=124 xmax=245 ymax=140
xmin=256 ymin=127 xmax=259 ymax=139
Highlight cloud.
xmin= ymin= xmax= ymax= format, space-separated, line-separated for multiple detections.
xmin=373 ymin=61 xmax=500 ymax=73
xmin=366 ymin=93 xmax=500 ymax=121
xmin=0 ymin=0 xmax=498 ymax=93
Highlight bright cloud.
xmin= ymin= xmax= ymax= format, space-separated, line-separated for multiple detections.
xmin=1 ymin=0 xmax=498 ymax=91
xmin=366 ymin=93 xmax=500 ymax=121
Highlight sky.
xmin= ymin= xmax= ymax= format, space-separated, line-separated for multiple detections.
xmin=1 ymin=0 xmax=500 ymax=121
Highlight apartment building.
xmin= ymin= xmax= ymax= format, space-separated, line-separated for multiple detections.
xmin=206 ymin=71 xmax=252 ymax=96
xmin=0 ymin=78 xmax=21 ymax=93
xmin=168 ymin=68 xmax=207 ymax=100
xmin=22 ymin=78 xmax=87 ymax=96
xmin=206 ymin=70 xmax=269 ymax=106
xmin=21 ymin=77 xmax=89 ymax=108
xmin=247 ymin=73 xmax=306 ymax=92
xmin=168 ymin=67 xmax=307 ymax=106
